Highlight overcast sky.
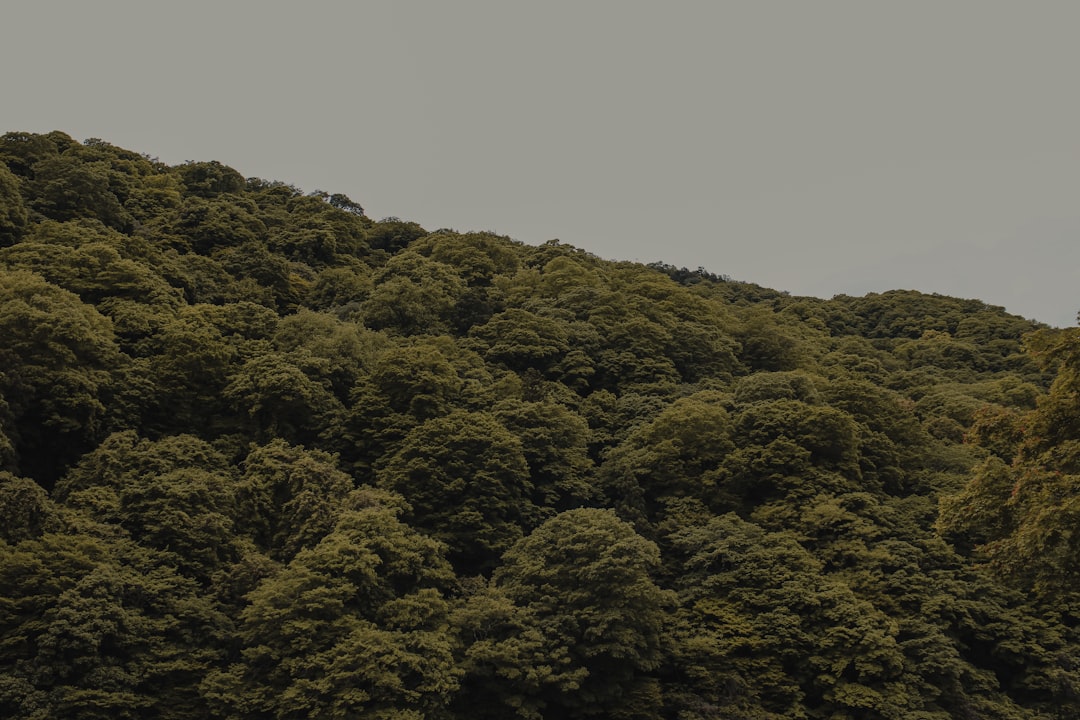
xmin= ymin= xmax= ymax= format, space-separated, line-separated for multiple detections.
xmin=4 ymin=1 xmax=1078 ymax=327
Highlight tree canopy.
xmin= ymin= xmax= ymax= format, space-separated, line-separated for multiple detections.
xmin=0 ymin=131 xmax=1076 ymax=719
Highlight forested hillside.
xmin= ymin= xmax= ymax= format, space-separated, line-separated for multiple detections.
xmin=1 ymin=131 xmax=1077 ymax=719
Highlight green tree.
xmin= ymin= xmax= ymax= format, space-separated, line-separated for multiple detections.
xmin=602 ymin=391 xmax=736 ymax=526
xmin=735 ymin=309 xmax=806 ymax=372
xmin=365 ymin=218 xmax=427 ymax=254
xmin=450 ymin=580 xmax=558 ymax=720
xmin=0 ymin=270 xmax=121 ymax=485
xmin=939 ymin=327 xmax=1080 ymax=601
xmin=0 ymin=531 xmax=229 ymax=720
xmin=361 ymin=251 xmax=466 ymax=335
xmin=272 ymin=308 xmax=373 ymax=401
xmin=413 ymin=230 xmax=520 ymax=286
xmin=490 ymin=509 xmax=673 ymax=719
xmin=223 ymin=351 xmax=341 ymax=445
xmin=667 ymin=514 xmax=909 ymax=719
xmin=0 ymin=471 xmax=59 ymax=543
xmin=138 ymin=302 xmax=278 ymax=436
xmin=201 ymin=495 xmax=459 ymax=719
xmin=234 ymin=440 xmax=354 ymax=561
xmin=493 ymin=398 xmax=597 ymax=513
xmin=171 ymin=196 xmax=266 ymax=255
xmin=468 ymin=308 xmax=571 ymax=374
xmin=377 ymin=410 xmax=533 ymax=574
xmin=0 ymin=163 xmax=28 ymax=245
xmin=725 ymin=399 xmax=864 ymax=508
xmin=0 ymin=228 xmax=184 ymax=345
xmin=55 ymin=432 xmax=240 ymax=583
xmin=304 ymin=265 xmax=373 ymax=312
xmin=0 ymin=130 xmax=63 ymax=178
xmin=28 ymin=156 xmax=132 ymax=231
xmin=337 ymin=339 xmax=475 ymax=475
xmin=175 ymin=160 xmax=245 ymax=198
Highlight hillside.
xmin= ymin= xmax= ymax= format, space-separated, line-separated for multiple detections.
xmin=1 ymin=131 xmax=1077 ymax=719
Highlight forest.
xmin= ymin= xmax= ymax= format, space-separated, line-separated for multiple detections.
xmin=0 ymin=130 xmax=1078 ymax=719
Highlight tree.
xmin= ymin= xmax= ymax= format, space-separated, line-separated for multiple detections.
xmin=0 ymin=163 xmax=28 ymax=245
xmin=171 ymin=196 xmax=266 ymax=255
xmin=272 ymin=309 xmax=373 ymax=401
xmin=28 ymin=156 xmax=132 ymax=231
xmin=938 ymin=327 xmax=1080 ymax=601
xmin=0 ymin=270 xmax=121 ymax=485
xmin=223 ymin=351 xmax=341 ymax=445
xmin=0 ymin=532 xmax=229 ymax=720
xmin=377 ymin=410 xmax=533 ymax=574
xmin=468 ymin=308 xmax=571 ymax=374
xmin=450 ymin=580 xmax=559 ymax=720
xmin=327 ymin=192 xmax=364 ymax=216
xmin=490 ymin=509 xmax=673 ymax=719
xmin=337 ymin=338 xmax=483 ymax=475
xmin=0 ymin=471 xmax=59 ymax=543
xmin=55 ymin=432 xmax=240 ymax=584
xmin=601 ymin=391 xmax=736 ymax=526
xmin=492 ymin=398 xmax=597 ymax=513
xmin=201 ymin=496 xmax=459 ymax=720
xmin=365 ymin=218 xmax=427 ymax=254
xmin=361 ymin=251 xmax=466 ymax=335
xmin=234 ymin=440 xmax=354 ymax=562
xmin=725 ymin=399 xmax=864 ymax=507
xmin=667 ymin=514 xmax=910 ymax=719
xmin=174 ymin=160 xmax=245 ymax=198
xmin=305 ymin=265 xmax=373 ymax=312
xmin=137 ymin=302 xmax=278 ymax=436
xmin=735 ymin=309 xmax=806 ymax=372
xmin=413 ymin=230 xmax=520 ymax=286
xmin=0 ymin=228 xmax=182 ymax=306
xmin=0 ymin=131 xmax=63 ymax=178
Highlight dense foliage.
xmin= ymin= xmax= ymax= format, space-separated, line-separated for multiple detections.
xmin=1 ymin=131 xmax=1077 ymax=719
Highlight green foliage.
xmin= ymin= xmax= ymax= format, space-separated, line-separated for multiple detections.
xmin=234 ymin=440 xmax=354 ymax=561
xmin=492 ymin=398 xmax=598 ymax=512
xmin=0 ymin=269 xmax=121 ymax=484
xmin=482 ymin=509 xmax=673 ymax=719
xmin=0 ymin=532 xmax=229 ymax=720
xmin=55 ymin=432 xmax=240 ymax=583
xmin=602 ymin=391 xmax=736 ymax=524
xmin=305 ymin=265 xmax=373 ymax=311
xmin=202 ymin=498 xmax=458 ymax=719
xmin=0 ymin=131 xmax=64 ymax=177
xmin=377 ymin=410 xmax=534 ymax=574
xmin=668 ymin=514 xmax=910 ymax=718
xmin=223 ymin=351 xmax=342 ymax=444
xmin=469 ymin=308 xmax=571 ymax=373
xmin=939 ymin=327 xmax=1080 ymax=606
xmin=175 ymin=160 xmax=245 ymax=198
xmin=0 ymin=163 xmax=28 ymax=245
xmin=0 ymin=223 xmax=184 ymax=345
xmin=362 ymin=251 xmax=467 ymax=335
xmin=736 ymin=308 xmax=808 ymax=372
xmin=338 ymin=339 xmax=470 ymax=474
xmin=1 ymin=131 xmax=1075 ymax=719
xmin=0 ymin=472 xmax=59 ymax=543
xmin=366 ymin=217 xmax=427 ymax=253
xmin=413 ymin=230 xmax=520 ymax=286
xmin=135 ymin=304 xmax=244 ymax=435
xmin=725 ymin=399 xmax=864 ymax=509
xmin=272 ymin=308 xmax=373 ymax=399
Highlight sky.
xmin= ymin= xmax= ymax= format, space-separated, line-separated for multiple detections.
xmin=3 ymin=1 xmax=1078 ymax=327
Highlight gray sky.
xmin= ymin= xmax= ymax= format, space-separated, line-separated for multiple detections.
xmin=4 ymin=1 xmax=1078 ymax=327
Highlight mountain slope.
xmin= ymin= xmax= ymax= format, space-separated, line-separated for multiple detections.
xmin=0 ymin=131 xmax=1075 ymax=719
